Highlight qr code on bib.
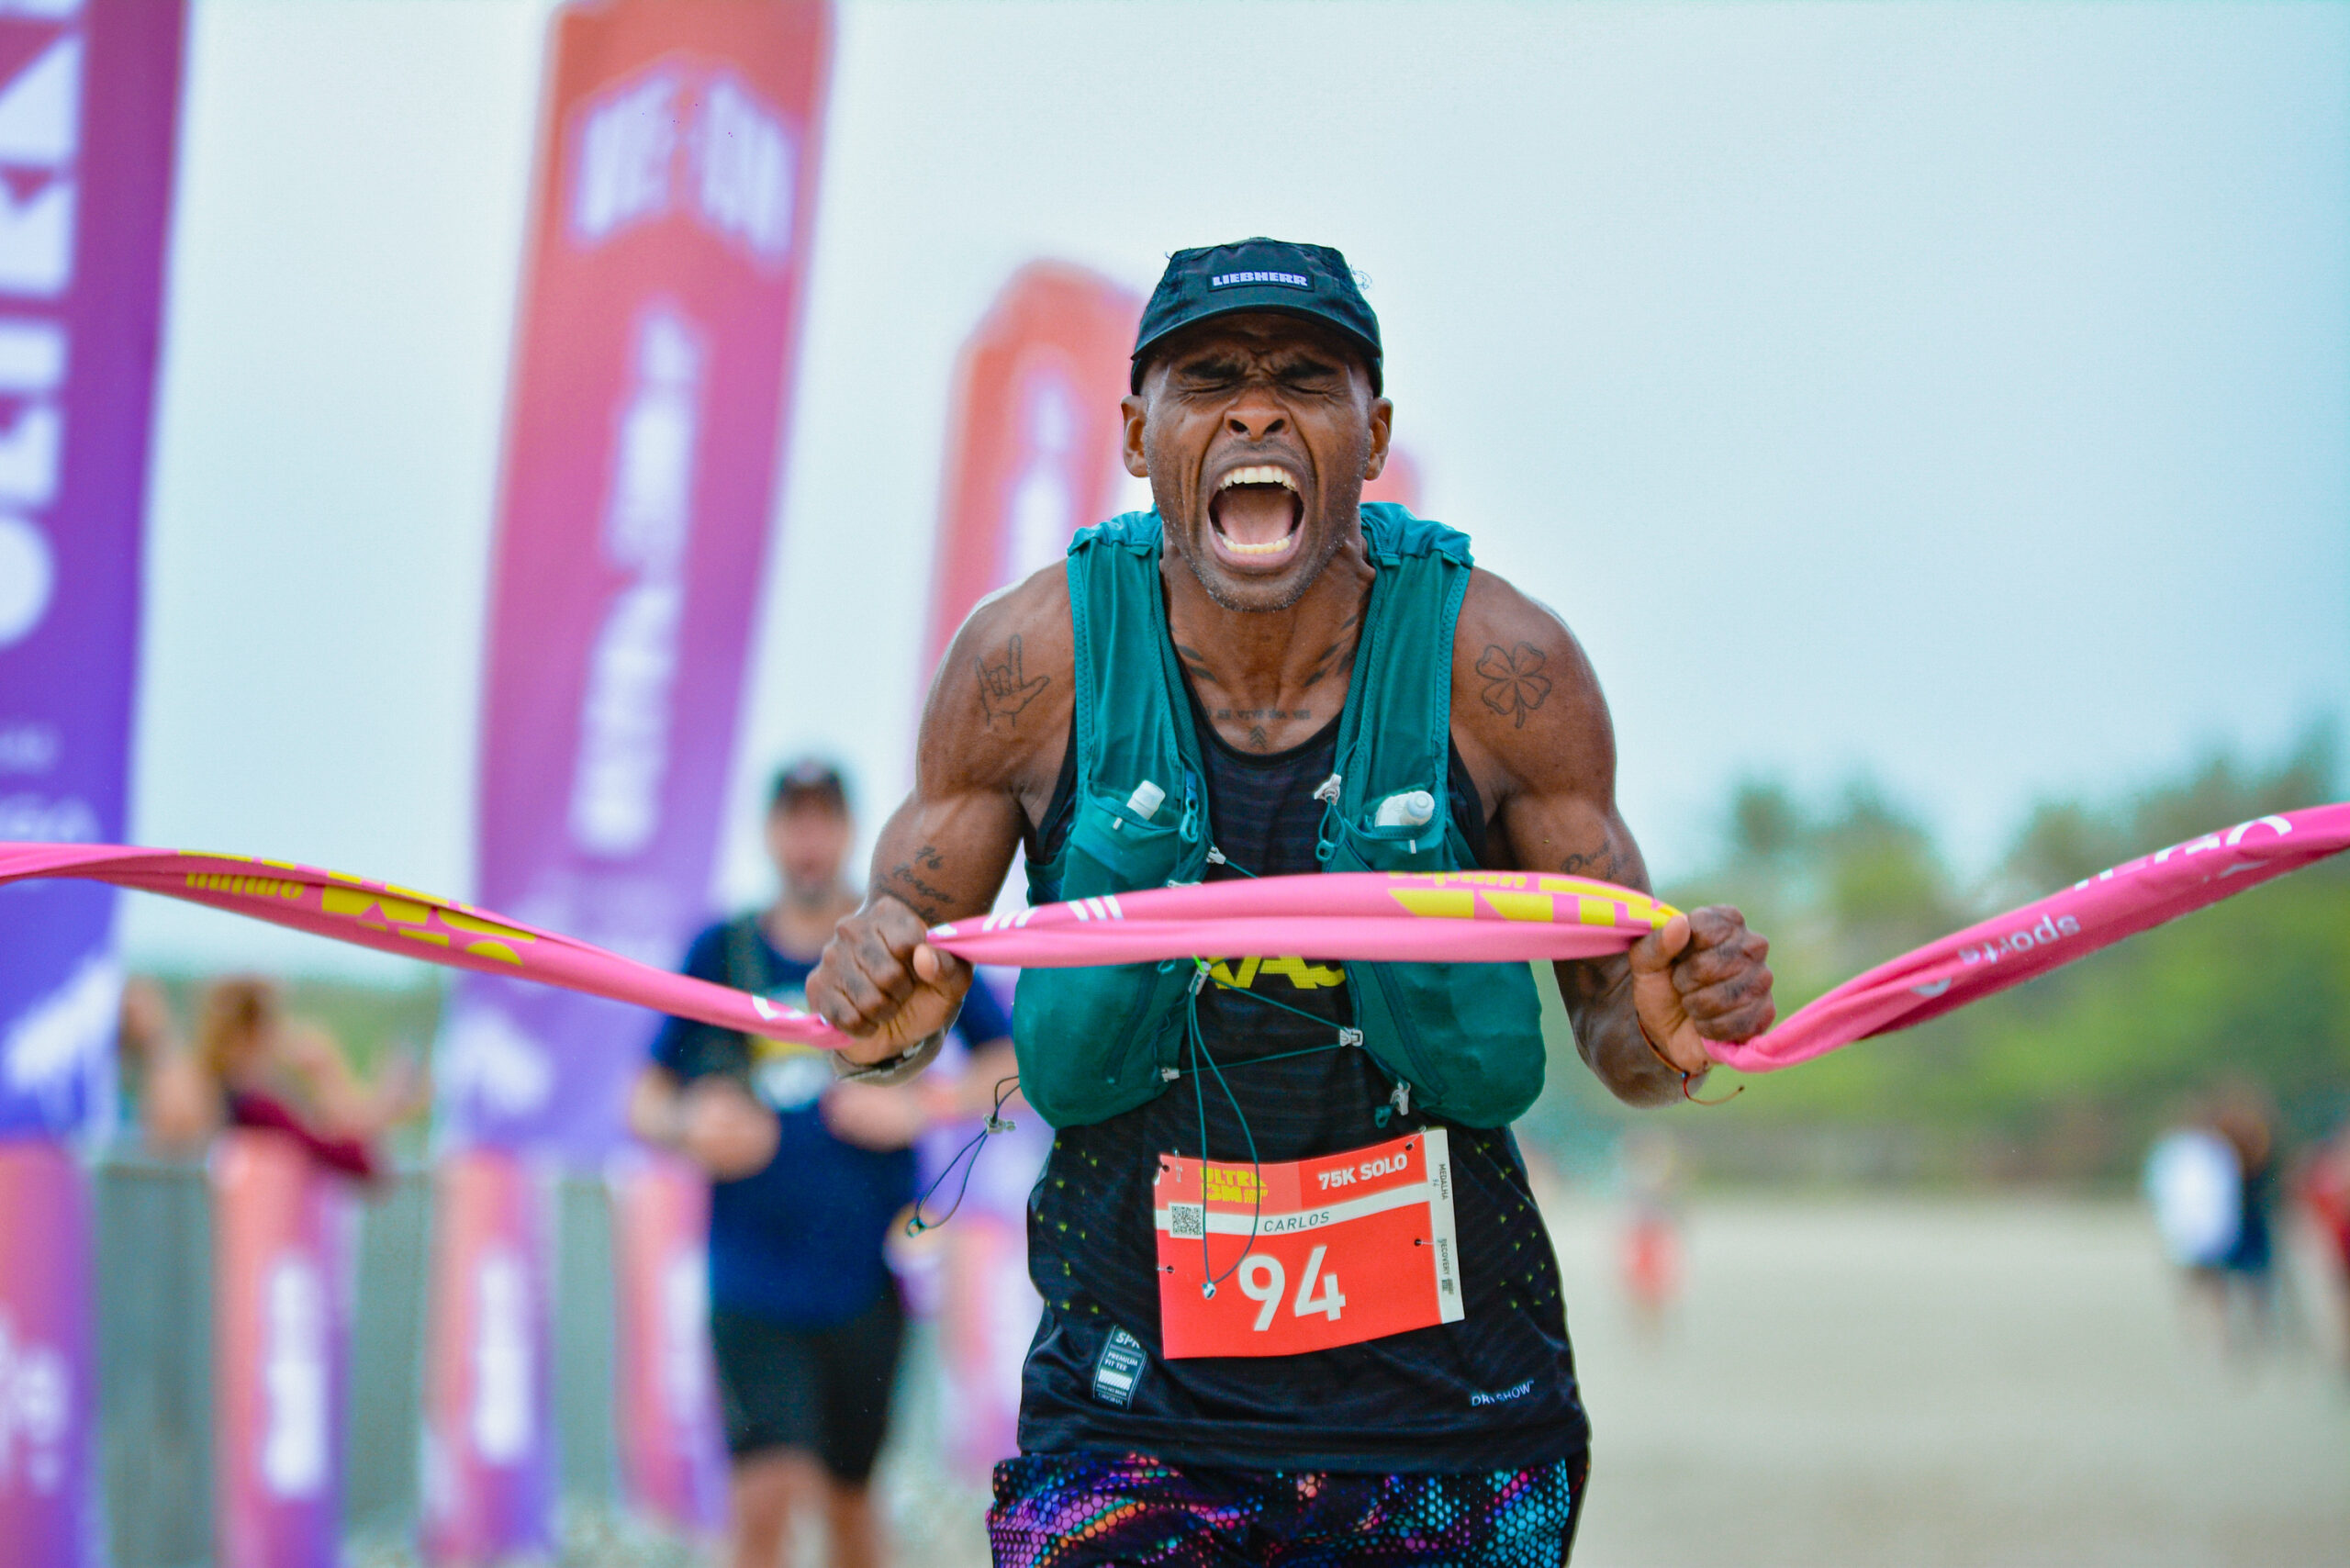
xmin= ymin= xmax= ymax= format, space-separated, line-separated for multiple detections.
xmin=1169 ymin=1204 xmax=1204 ymax=1238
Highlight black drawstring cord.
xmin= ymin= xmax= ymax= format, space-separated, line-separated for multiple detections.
xmin=1185 ymin=963 xmax=1264 ymax=1299
xmin=1170 ymin=923 xmax=1411 ymax=1298
xmin=903 ymin=1074 xmax=1023 ymax=1237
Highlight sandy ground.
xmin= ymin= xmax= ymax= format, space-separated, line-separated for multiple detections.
xmin=1546 ymin=1194 xmax=2348 ymax=1568
xmin=867 ymin=1193 xmax=2350 ymax=1568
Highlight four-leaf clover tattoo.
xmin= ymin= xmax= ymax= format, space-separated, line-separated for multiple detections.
xmin=1476 ymin=642 xmax=1551 ymax=729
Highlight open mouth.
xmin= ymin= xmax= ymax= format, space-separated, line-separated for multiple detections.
xmin=1208 ymin=464 xmax=1304 ymax=565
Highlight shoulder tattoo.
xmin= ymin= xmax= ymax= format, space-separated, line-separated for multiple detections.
xmin=975 ymin=633 xmax=1051 ymax=731
xmin=1475 ymin=643 xmax=1551 ymax=729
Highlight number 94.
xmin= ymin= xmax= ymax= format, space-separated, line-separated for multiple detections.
xmin=1237 ymin=1244 xmax=1346 ymax=1331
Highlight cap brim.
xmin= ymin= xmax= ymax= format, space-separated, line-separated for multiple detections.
xmin=771 ymin=780 xmax=847 ymax=810
xmin=1130 ymin=296 xmax=1382 ymax=391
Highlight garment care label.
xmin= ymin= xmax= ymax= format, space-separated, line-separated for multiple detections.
xmin=1091 ymin=1326 xmax=1148 ymax=1407
xmin=1153 ymin=1127 xmax=1462 ymax=1359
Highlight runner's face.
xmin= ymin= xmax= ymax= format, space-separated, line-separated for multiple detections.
xmin=1127 ymin=314 xmax=1390 ymax=612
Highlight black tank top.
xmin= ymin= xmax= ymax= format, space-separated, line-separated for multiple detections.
xmin=1013 ymin=690 xmax=1590 ymax=1473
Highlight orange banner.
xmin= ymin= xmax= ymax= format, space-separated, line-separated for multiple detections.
xmin=923 ymin=263 xmax=1140 ymax=672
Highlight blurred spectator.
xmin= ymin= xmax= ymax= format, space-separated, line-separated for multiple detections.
xmin=2145 ymin=1119 xmax=2241 ymax=1271
xmin=2147 ymin=1084 xmax=2288 ymax=1361
xmin=116 ymin=974 xmax=213 ymax=1149
xmin=631 ymin=759 xmax=1013 ymax=1568
xmin=125 ymin=974 xmax=425 ymax=1179
xmin=1617 ymin=1126 xmax=1685 ymax=1339
xmin=2208 ymin=1084 xmax=2282 ymax=1353
xmin=2300 ymin=1116 xmax=2350 ymax=1380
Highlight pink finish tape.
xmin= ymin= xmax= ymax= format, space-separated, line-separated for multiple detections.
xmin=1707 ymin=802 xmax=2350 ymax=1072
xmin=0 ymin=844 xmax=840 ymax=1044
xmin=6 ymin=801 xmax=2342 ymax=1074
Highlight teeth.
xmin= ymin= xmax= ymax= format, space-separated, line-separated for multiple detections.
xmin=1225 ymin=535 xmax=1295 ymax=556
xmin=1217 ymin=465 xmax=1299 ymax=492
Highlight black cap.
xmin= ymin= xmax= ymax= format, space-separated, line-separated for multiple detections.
xmin=768 ymin=757 xmax=849 ymax=814
xmin=1131 ymin=238 xmax=1382 ymax=394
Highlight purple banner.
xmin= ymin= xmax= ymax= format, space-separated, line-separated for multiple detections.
xmin=0 ymin=1137 xmax=97 ymax=1565
xmin=432 ymin=0 xmax=834 ymax=1165
xmin=0 ymin=0 xmax=187 ymax=1138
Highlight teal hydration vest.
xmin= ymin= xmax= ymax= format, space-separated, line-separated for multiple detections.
xmin=1012 ymin=504 xmax=1547 ymax=1130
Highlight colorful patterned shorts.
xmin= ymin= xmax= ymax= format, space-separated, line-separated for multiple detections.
xmin=988 ymin=1450 xmax=1589 ymax=1567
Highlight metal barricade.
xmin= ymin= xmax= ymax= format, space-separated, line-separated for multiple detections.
xmin=94 ymin=1155 xmax=619 ymax=1566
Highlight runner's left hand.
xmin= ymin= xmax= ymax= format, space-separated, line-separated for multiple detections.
xmin=1628 ymin=905 xmax=1774 ymax=1075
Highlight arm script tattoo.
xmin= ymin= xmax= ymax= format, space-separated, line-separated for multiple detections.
xmin=1475 ymin=643 xmax=1551 ymax=729
xmin=975 ymin=634 xmax=1051 ymax=731
xmin=1557 ymin=843 xmax=1630 ymax=881
xmin=883 ymin=844 xmax=956 ymax=921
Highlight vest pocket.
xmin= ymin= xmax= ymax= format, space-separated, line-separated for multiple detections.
xmin=1326 ymin=810 xmax=1547 ymax=1127
xmin=1359 ymin=950 xmax=1546 ymax=1126
xmin=1013 ymin=787 xmax=1199 ymax=1126
xmin=1013 ymin=960 xmax=1193 ymax=1127
xmin=1063 ymin=787 xmax=1187 ymax=890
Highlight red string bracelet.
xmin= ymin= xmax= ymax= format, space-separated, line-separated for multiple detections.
xmin=1638 ymin=1019 xmax=1742 ymax=1106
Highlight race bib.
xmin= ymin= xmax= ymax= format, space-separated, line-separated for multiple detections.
xmin=1153 ymin=1127 xmax=1462 ymax=1359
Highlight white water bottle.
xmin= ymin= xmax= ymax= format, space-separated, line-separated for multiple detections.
xmin=1373 ymin=790 xmax=1436 ymax=829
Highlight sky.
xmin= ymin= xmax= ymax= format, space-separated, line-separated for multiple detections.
xmin=121 ymin=0 xmax=2349 ymax=978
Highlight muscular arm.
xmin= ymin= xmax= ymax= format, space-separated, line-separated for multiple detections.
xmin=1450 ymin=570 xmax=1774 ymax=1107
xmin=806 ymin=568 xmax=1074 ymax=1061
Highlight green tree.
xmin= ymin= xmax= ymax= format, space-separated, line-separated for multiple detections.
xmin=1532 ymin=722 xmax=2346 ymax=1184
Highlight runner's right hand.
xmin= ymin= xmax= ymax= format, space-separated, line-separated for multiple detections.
xmin=807 ymin=893 xmax=972 ymax=1066
xmin=679 ymin=1077 xmax=780 ymax=1180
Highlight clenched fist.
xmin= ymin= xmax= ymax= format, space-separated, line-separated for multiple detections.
xmin=806 ymin=893 xmax=974 ymax=1066
xmin=1627 ymin=905 xmax=1774 ymax=1075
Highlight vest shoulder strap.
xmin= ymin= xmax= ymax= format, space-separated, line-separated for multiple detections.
xmin=1329 ymin=503 xmax=1475 ymax=828
xmin=1064 ymin=510 xmax=1200 ymax=820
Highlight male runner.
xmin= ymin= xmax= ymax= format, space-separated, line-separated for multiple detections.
xmin=808 ymin=239 xmax=1775 ymax=1565
xmin=633 ymin=760 xmax=1013 ymax=1568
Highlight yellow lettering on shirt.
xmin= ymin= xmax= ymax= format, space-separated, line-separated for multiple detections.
xmin=1257 ymin=956 xmax=1347 ymax=991
xmin=1207 ymin=955 xmax=1347 ymax=991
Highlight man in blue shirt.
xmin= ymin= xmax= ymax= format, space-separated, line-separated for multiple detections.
xmin=632 ymin=759 xmax=1013 ymax=1568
